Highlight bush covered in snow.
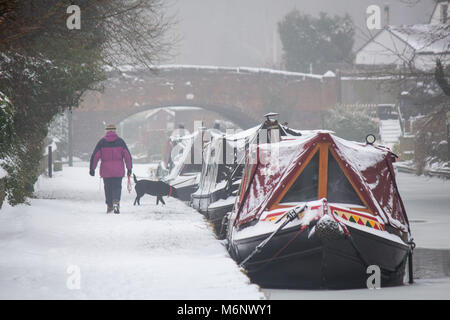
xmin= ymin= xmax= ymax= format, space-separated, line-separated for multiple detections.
xmin=0 ymin=92 xmax=14 ymax=209
xmin=0 ymin=1 xmax=172 ymax=207
xmin=323 ymin=104 xmax=379 ymax=143
xmin=0 ymin=47 xmax=106 ymax=206
xmin=0 ymin=91 xmax=14 ymax=153
xmin=413 ymin=105 xmax=449 ymax=175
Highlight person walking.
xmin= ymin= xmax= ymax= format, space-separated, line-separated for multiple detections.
xmin=89 ymin=124 xmax=132 ymax=214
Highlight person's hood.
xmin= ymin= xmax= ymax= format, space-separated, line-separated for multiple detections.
xmin=104 ymin=131 xmax=119 ymax=142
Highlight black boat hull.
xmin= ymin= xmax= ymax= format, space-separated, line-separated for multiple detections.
xmin=191 ymin=194 xmax=210 ymax=215
xmin=192 ymin=187 xmax=227 ymax=215
xmin=229 ymin=224 xmax=408 ymax=289
xmin=207 ymin=204 xmax=233 ymax=236
xmin=191 ymin=188 xmax=233 ymax=235
xmin=175 ymin=184 xmax=199 ymax=202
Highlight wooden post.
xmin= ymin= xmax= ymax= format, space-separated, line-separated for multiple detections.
xmin=48 ymin=146 xmax=53 ymax=178
xmin=336 ymin=69 xmax=342 ymax=105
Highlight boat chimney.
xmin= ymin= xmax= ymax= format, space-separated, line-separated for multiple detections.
xmin=384 ymin=4 xmax=390 ymax=27
xmin=263 ymin=112 xmax=281 ymax=143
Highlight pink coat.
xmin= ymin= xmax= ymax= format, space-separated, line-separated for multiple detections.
xmin=90 ymin=131 xmax=132 ymax=178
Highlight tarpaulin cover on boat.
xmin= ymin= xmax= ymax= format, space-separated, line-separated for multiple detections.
xmin=165 ymin=130 xmax=202 ymax=181
xmin=193 ymin=121 xmax=302 ymax=203
xmin=234 ymin=131 xmax=410 ymax=233
xmin=193 ymin=126 xmax=261 ymax=198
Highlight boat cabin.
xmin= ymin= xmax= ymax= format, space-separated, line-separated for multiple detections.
xmin=233 ymin=131 xmax=409 ymax=239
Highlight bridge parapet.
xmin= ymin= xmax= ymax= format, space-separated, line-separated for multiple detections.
xmin=73 ymin=65 xmax=337 ymax=155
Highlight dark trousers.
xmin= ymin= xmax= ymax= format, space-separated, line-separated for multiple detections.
xmin=103 ymin=177 xmax=122 ymax=207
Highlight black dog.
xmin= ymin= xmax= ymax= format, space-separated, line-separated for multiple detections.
xmin=133 ymin=174 xmax=177 ymax=206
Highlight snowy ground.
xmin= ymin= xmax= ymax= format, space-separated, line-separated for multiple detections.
xmin=0 ymin=163 xmax=449 ymax=299
xmin=0 ymin=163 xmax=263 ymax=299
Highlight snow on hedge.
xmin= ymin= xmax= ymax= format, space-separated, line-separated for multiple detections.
xmin=0 ymin=91 xmax=14 ymax=135
xmin=0 ymin=166 xmax=6 ymax=179
xmin=0 ymin=91 xmax=14 ymax=180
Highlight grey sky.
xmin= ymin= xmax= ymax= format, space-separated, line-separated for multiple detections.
xmin=166 ymin=0 xmax=435 ymax=68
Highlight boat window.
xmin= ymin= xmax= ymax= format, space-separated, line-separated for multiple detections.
xmin=280 ymin=152 xmax=319 ymax=203
xmin=327 ymin=152 xmax=364 ymax=206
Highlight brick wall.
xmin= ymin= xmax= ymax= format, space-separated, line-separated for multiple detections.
xmin=73 ymin=67 xmax=337 ymax=155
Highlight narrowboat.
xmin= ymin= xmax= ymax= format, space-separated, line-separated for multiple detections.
xmin=191 ymin=126 xmax=259 ymax=234
xmin=163 ymin=130 xmax=204 ymax=201
xmin=227 ymin=129 xmax=414 ymax=289
xmin=192 ymin=114 xmax=302 ymax=236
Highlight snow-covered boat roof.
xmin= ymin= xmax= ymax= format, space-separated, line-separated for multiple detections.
xmin=233 ymin=131 xmax=409 ymax=233
xmin=165 ymin=131 xmax=201 ymax=181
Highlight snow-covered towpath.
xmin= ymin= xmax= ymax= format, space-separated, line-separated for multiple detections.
xmin=0 ymin=163 xmax=264 ymax=299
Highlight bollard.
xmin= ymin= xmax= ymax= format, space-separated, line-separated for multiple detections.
xmin=68 ymin=108 xmax=73 ymax=167
xmin=48 ymin=146 xmax=52 ymax=178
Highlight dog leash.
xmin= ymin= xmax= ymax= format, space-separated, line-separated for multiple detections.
xmin=127 ymin=175 xmax=132 ymax=193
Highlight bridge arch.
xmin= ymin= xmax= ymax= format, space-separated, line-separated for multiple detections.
xmin=73 ymin=65 xmax=337 ymax=156
xmin=122 ymin=103 xmax=258 ymax=128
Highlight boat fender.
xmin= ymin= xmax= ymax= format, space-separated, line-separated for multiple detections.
xmin=315 ymin=215 xmax=345 ymax=242
xmin=219 ymin=213 xmax=230 ymax=240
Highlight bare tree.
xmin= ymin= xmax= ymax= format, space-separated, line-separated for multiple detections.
xmin=0 ymin=0 xmax=175 ymax=69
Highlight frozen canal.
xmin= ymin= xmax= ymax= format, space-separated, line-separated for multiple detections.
xmin=0 ymin=164 xmax=263 ymax=299
xmin=0 ymin=164 xmax=448 ymax=299
xmin=396 ymin=172 xmax=450 ymax=250
xmin=265 ymin=172 xmax=450 ymax=299
xmin=265 ymin=277 xmax=450 ymax=300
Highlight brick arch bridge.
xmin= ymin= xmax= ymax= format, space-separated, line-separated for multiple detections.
xmin=73 ymin=65 xmax=337 ymax=155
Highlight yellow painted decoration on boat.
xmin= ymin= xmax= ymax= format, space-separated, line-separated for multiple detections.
xmin=333 ymin=209 xmax=385 ymax=231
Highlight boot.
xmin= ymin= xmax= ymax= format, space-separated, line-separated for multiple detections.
xmin=113 ymin=201 xmax=120 ymax=214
